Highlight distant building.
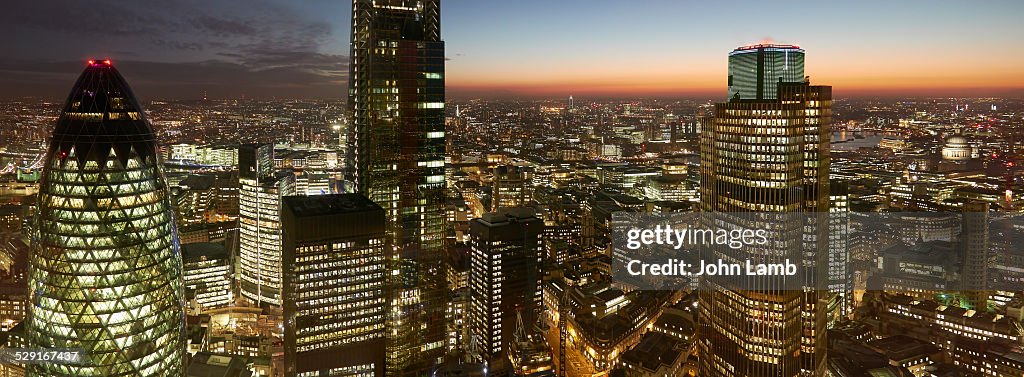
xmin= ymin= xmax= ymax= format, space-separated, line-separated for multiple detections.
xmin=182 ymin=243 xmax=233 ymax=313
xmin=492 ymin=166 xmax=532 ymax=211
xmin=186 ymin=353 xmax=253 ymax=377
xmin=829 ymin=181 xmax=852 ymax=321
xmin=0 ymin=281 xmax=26 ymax=331
xmin=960 ymin=202 xmax=989 ymax=309
xmin=940 ymin=135 xmax=978 ymax=161
xmin=281 ymin=194 xmax=387 ymax=377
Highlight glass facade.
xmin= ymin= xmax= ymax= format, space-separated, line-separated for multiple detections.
xmin=238 ymin=144 xmax=296 ymax=307
xmin=728 ymin=44 xmax=805 ymax=100
xmin=28 ymin=61 xmax=184 ymax=376
xmin=348 ymin=0 xmax=448 ymax=373
xmin=699 ymin=80 xmax=832 ymax=376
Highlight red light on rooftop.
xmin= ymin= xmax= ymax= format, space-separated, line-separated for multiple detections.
xmin=104 ymin=60 xmax=111 ymax=65
xmin=87 ymin=60 xmax=95 ymax=65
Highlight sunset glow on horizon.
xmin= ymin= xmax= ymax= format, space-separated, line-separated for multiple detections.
xmin=441 ymin=0 xmax=1024 ymax=98
xmin=1 ymin=0 xmax=1022 ymax=99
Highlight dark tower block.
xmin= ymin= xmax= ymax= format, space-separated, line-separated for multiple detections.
xmin=348 ymin=0 xmax=448 ymax=373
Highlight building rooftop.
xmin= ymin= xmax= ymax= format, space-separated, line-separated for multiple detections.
xmin=867 ymin=335 xmax=939 ymax=362
xmin=186 ymin=352 xmax=253 ymax=377
xmin=732 ymin=43 xmax=803 ymax=52
xmin=182 ymin=243 xmax=228 ymax=262
xmin=619 ymin=331 xmax=684 ymax=372
xmin=281 ymin=193 xmax=381 ymax=217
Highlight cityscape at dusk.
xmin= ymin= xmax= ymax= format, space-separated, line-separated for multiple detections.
xmin=1 ymin=0 xmax=1023 ymax=99
xmin=0 ymin=1 xmax=1023 ymax=377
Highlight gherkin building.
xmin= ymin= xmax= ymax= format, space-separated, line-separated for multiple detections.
xmin=27 ymin=60 xmax=185 ymax=376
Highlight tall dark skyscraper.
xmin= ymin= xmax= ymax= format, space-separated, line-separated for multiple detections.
xmin=281 ymin=194 xmax=387 ymax=377
xmin=468 ymin=209 xmax=543 ymax=363
xmin=28 ymin=60 xmax=185 ymax=376
xmin=700 ymin=44 xmax=831 ymax=377
xmin=348 ymin=0 xmax=448 ymax=373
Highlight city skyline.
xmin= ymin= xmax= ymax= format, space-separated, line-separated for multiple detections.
xmin=0 ymin=0 xmax=1023 ymax=99
xmin=1 ymin=1 xmax=1023 ymax=376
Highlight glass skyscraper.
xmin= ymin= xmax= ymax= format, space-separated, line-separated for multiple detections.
xmin=728 ymin=43 xmax=805 ymax=100
xmin=238 ymin=143 xmax=295 ymax=307
xmin=348 ymin=0 xmax=448 ymax=373
xmin=700 ymin=45 xmax=831 ymax=376
xmin=28 ymin=60 xmax=184 ymax=376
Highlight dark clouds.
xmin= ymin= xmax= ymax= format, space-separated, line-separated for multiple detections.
xmin=0 ymin=0 xmax=349 ymax=99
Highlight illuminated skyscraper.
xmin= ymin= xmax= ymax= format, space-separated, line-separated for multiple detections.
xmin=348 ymin=0 xmax=448 ymax=373
xmin=827 ymin=181 xmax=851 ymax=323
xmin=728 ymin=43 xmax=805 ymax=100
xmin=238 ymin=143 xmax=295 ymax=307
xmin=28 ymin=60 xmax=184 ymax=376
xmin=282 ymin=194 xmax=387 ymax=377
xmin=700 ymin=44 xmax=831 ymax=376
xmin=469 ymin=209 xmax=542 ymax=363
xmin=492 ymin=165 xmax=531 ymax=211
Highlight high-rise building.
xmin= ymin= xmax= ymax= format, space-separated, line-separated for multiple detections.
xmin=492 ymin=165 xmax=531 ymax=211
xmin=348 ymin=0 xmax=448 ymax=372
xmin=960 ymin=201 xmax=989 ymax=310
xmin=828 ymin=181 xmax=852 ymax=323
xmin=28 ymin=60 xmax=184 ymax=376
xmin=281 ymin=194 xmax=387 ymax=377
xmin=238 ymin=143 xmax=296 ymax=307
xmin=469 ymin=209 xmax=542 ymax=363
xmin=728 ymin=43 xmax=805 ymax=100
xmin=699 ymin=44 xmax=831 ymax=377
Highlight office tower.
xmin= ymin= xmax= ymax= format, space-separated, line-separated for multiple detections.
xmin=238 ymin=143 xmax=295 ymax=307
xmin=348 ymin=0 xmax=448 ymax=372
xmin=28 ymin=60 xmax=184 ymax=376
xmin=469 ymin=209 xmax=542 ymax=363
xmin=444 ymin=244 xmax=471 ymax=355
xmin=699 ymin=44 xmax=831 ymax=377
xmin=281 ymin=194 xmax=387 ymax=377
xmin=828 ymin=181 xmax=852 ymax=323
xmin=728 ymin=43 xmax=805 ymax=100
xmin=492 ymin=165 xmax=531 ymax=211
xmin=182 ymin=242 xmax=233 ymax=313
xmin=961 ymin=201 xmax=989 ymax=310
